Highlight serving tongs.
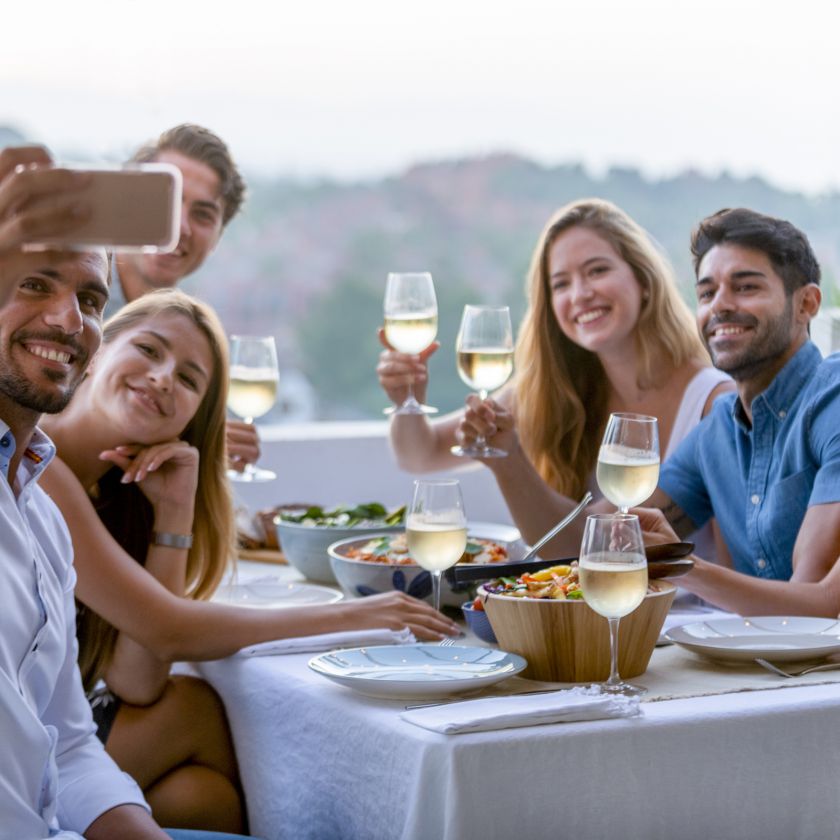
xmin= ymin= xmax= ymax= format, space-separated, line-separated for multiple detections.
xmin=448 ymin=532 xmax=695 ymax=584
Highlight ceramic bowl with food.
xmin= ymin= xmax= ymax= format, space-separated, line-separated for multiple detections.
xmin=461 ymin=600 xmax=498 ymax=644
xmin=275 ymin=504 xmax=405 ymax=584
xmin=327 ymin=526 xmax=526 ymax=609
xmin=481 ymin=576 xmax=675 ymax=682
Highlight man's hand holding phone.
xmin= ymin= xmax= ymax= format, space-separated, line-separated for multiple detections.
xmin=0 ymin=146 xmax=92 ymax=256
xmin=1 ymin=146 xmax=182 ymax=256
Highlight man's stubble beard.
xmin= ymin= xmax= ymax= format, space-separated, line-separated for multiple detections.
xmin=705 ymin=296 xmax=795 ymax=383
xmin=0 ymin=368 xmax=80 ymax=415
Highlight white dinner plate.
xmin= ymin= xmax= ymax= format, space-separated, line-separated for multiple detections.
xmin=666 ymin=616 xmax=840 ymax=663
xmin=308 ymin=644 xmax=527 ymax=699
xmin=213 ymin=579 xmax=343 ymax=609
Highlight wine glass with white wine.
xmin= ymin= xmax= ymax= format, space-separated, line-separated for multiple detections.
xmin=596 ymin=413 xmax=659 ymax=513
xmin=450 ymin=305 xmax=514 ymax=459
xmin=227 ymin=335 xmax=279 ymax=483
xmin=579 ymin=513 xmax=648 ymax=696
xmin=383 ymin=271 xmax=438 ymax=415
xmin=406 ymin=479 xmax=468 ymax=613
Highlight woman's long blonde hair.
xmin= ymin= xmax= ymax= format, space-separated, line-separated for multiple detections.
xmin=514 ymin=198 xmax=707 ymax=500
xmin=78 ymin=289 xmax=234 ymax=689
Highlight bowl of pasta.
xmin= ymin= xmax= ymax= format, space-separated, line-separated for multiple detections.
xmin=328 ymin=526 xmax=526 ymax=609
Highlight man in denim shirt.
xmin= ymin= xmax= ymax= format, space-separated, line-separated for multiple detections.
xmin=640 ymin=208 xmax=840 ymax=615
xmin=517 ymin=207 xmax=840 ymax=616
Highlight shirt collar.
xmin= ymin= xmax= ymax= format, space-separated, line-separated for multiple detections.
xmin=731 ymin=340 xmax=821 ymax=427
xmin=0 ymin=419 xmax=56 ymax=486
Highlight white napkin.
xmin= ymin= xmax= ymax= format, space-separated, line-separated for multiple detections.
xmin=233 ymin=627 xmax=416 ymax=657
xmin=400 ymin=685 xmax=641 ymax=734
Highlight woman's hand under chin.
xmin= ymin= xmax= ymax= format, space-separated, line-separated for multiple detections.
xmin=99 ymin=439 xmax=200 ymax=511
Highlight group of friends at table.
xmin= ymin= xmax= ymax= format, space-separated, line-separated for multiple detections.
xmin=1 ymin=122 xmax=837 ymax=839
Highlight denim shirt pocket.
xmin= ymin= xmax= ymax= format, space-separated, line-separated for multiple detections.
xmin=761 ymin=466 xmax=817 ymax=577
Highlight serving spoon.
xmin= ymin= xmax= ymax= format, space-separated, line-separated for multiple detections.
xmin=447 ymin=493 xmax=592 ymax=585
xmin=519 ymin=491 xmax=593 ymax=564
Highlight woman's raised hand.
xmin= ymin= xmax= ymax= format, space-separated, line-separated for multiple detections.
xmin=455 ymin=394 xmax=518 ymax=459
xmin=338 ymin=590 xmax=460 ymax=641
xmin=100 ymin=440 xmax=200 ymax=512
xmin=376 ymin=327 xmax=439 ymax=407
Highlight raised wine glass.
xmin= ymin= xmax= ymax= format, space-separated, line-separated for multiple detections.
xmin=579 ymin=513 xmax=648 ymax=696
xmin=596 ymin=413 xmax=659 ymax=513
xmin=450 ymin=304 xmax=514 ymax=459
xmin=406 ymin=479 xmax=468 ymax=613
xmin=383 ymin=271 xmax=438 ymax=415
xmin=226 ymin=335 xmax=279 ymax=483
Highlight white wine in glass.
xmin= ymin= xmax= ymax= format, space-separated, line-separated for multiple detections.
xmin=227 ymin=335 xmax=279 ymax=483
xmin=383 ymin=272 xmax=438 ymax=415
xmin=579 ymin=513 xmax=648 ymax=696
xmin=451 ymin=305 xmax=514 ymax=459
xmin=596 ymin=413 xmax=659 ymax=512
xmin=406 ymin=479 xmax=467 ymax=612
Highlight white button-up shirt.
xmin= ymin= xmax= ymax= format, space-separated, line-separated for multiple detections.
xmin=0 ymin=421 xmax=146 ymax=839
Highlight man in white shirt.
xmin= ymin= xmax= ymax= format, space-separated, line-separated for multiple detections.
xmin=0 ymin=147 xmax=171 ymax=839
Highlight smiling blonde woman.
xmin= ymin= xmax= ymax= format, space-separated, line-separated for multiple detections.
xmin=377 ymin=198 xmax=733 ymax=554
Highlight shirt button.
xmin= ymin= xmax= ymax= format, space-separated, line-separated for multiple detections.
xmin=751 ymin=494 xmax=761 ymax=505
xmin=779 ymin=410 xmax=787 ymax=418
xmin=757 ymin=558 xmax=767 ymax=570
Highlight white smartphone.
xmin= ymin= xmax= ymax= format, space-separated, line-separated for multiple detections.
xmin=24 ymin=162 xmax=182 ymax=253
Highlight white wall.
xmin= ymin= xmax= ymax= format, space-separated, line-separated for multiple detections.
xmin=230 ymin=421 xmax=516 ymax=525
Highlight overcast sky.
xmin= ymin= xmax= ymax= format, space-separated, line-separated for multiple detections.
xmin=3 ymin=0 xmax=840 ymax=193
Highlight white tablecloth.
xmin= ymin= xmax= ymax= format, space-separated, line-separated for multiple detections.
xmin=198 ymin=646 xmax=840 ymax=840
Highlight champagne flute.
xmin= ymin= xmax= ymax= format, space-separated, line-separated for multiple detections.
xmin=579 ymin=513 xmax=648 ymax=696
xmin=406 ymin=479 xmax=468 ymax=612
xmin=596 ymin=413 xmax=659 ymax=513
xmin=227 ymin=335 xmax=279 ymax=483
xmin=383 ymin=271 xmax=438 ymax=415
xmin=450 ymin=304 xmax=514 ymax=459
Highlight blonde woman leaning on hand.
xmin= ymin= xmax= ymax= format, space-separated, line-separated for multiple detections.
xmin=41 ymin=290 xmax=457 ymax=833
xmin=378 ymin=199 xmax=733 ymax=554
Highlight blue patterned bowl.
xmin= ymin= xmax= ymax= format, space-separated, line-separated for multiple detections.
xmin=327 ymin=534 xmax=480 ymax=608
xmin=328 ymin=531 xmax=528 ymax=608
xmin=461 ymin=601 xmax=498 ymax=644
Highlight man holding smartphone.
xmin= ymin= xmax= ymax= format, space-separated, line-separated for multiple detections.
xmin=0 ymin=148 xmax=172 ymax=839
xmin=106 ymin=124 xmax=260 ymax=471
xmin=0 ymin=147 xmax=254 ymax=840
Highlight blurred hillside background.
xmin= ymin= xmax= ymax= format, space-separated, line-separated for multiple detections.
xmin=5 ymin=117 xmax=839 ymax=420
xmin=5 ymin=0 xmax=840 ymax=422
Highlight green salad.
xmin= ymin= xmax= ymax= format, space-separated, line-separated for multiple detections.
xmin=278 ymin=502 xmax=406 ymax=528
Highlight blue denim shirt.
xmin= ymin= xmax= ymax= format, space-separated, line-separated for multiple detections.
xmin=659 ymin=341 xmax=840 ymax=580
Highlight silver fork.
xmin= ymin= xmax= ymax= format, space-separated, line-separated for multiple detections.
xmin=438 ymin=638 xmax=457 ymax=647
xmin=754 ymin=658 xmax=840 ymax=678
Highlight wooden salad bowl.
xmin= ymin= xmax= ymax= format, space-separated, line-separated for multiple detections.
xmin=482 ymin=580 xmax=675 ymax=683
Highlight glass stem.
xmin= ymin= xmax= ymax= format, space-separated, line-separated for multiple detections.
xmin=431 ymin=570 xmax=442 ymax=612
xmin=242 ymin=417 xmax=256 ymax=475
xmin=474 ymin=389 xmax=489 ymax=449
xmin=606 ymin=617 xmax=622 ymax=686
xmin=404 ymin=376 xmax=416 ymax=406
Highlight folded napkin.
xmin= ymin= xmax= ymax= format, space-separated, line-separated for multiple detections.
xmin=233 ymin=627 xmax=416 ymax=657
xmin=400 ymin=685 xmax=641 ymax=734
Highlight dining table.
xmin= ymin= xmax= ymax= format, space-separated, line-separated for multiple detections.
xmin=195 ymin=561 xmax=840 ymax=840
